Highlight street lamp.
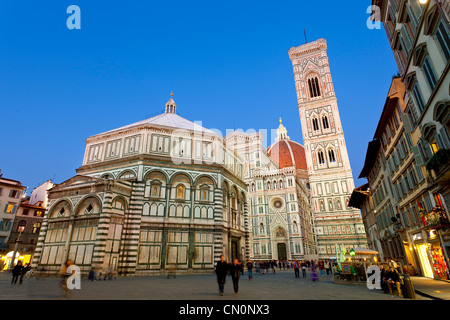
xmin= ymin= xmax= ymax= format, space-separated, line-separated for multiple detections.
xmin=418 ymin=0 xmax=450 ymax=30
xmin=9 ymin=225 xmax=25 ymax=270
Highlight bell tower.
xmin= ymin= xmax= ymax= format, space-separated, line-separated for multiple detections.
xmin=288 ymin=38 xmax=367 ymax=258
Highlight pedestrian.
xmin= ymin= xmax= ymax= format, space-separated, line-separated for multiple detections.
xmin=19 ymin=263 xmax=30 ymax=284
xmin=311 ymin=261 xmax=318 ymax=281
xmin=255 ymin=261 xmax=261 ymax=275
xmin=301 ymin=260 xmax=307 ymax=278
xmin=246 ymin=259 xmax=254 ymax=280
xmin=272 ymin=260 xmax=276 ymax=274
xmin=88 ymin=268 xmax=96 ymax=281
xmin=318 ymin=260 xmax=324 ymax=276
xmin=306 ymin=260 xmax=311 ymax=269
xmin=325 ymin=260 xmax=331 ymax=276
xmin=11 ymin=261 xmax=24 ymax=285
xmin=380 ymin=265 xmax=389 ymax=293
xmin=60 ymin=260 xmax=74 ymax=296
xmin=292 ymin=259 xmax=300 ymax=278
xmin=229 ymin=259 xmax=243 ymax=296
xmin=215 ymin=255 xmax=228 ymax=296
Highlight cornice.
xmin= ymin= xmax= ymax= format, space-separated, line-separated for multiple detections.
xmin=288 ymin=38 xmax=328 ymax=60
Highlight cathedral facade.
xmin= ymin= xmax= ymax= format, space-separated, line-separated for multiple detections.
xmin=288 ymin=38 xmax=368 ymax=258
xmin=225 ymin=120 xmax=316 ymax=261
xmin=31 ymin=96 xmax=249 ymax=276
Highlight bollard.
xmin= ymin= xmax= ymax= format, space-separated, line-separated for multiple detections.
xmin=400 ymin=274 xmax=416 ymax=299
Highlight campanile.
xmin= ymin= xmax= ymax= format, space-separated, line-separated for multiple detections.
xmin=288 ymin=38 xmax=367 ymax=258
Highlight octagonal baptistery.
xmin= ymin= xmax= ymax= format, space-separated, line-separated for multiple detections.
xmin=32 ymin=94 xmax=249 ymax=276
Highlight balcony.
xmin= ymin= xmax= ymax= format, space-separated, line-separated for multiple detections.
xmin=426 ymin=149 xmax=450 ymax=184
xmin=424 ymin=207 xmax=450 ymax=229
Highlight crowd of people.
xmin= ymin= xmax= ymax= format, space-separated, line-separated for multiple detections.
xmin=215 ymin=256 xmax=337 ymax=296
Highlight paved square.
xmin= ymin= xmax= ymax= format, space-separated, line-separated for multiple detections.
xmin=1 ymin=269 xmax=420 ymax=300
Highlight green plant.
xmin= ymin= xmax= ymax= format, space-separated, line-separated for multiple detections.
xmin=426 ymin=149 xmax=450 ymax=172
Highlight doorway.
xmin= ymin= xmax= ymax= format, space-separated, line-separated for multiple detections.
xmin=277 ymin=243 xmax=287 ymax=260
xmin=231 ymin=239 xmax=239 ymax=262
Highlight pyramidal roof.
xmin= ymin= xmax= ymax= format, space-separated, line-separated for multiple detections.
xmin=91 ymin=94 xmax=217 ymax=138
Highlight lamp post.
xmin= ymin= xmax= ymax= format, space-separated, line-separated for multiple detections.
xmin=9 ymin=225 xmax=25 ymax=270
xmin=419 ymin=0 xmax=450 ymax=32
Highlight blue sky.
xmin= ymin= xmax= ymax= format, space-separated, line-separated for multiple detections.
xmin=0 ymin=1 xmax=397 ymax=193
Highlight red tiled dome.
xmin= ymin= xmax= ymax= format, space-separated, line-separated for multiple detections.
xmin=267 ymin=139 xmax=307 ymax=170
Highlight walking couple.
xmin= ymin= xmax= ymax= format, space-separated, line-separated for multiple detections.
xmin=215 ymin=255 xmax=243 ymax=296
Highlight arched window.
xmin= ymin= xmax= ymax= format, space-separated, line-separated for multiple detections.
xmin=328 ymin=149 xmax=336 ymax=162
xmin=17 ymin=220 xmax=26 ymax=232
xmin=322 ymin=115 xmax=329 ymax=129
xmin=177 ymin=185 xmax=185 ymax=199
xmin=318 ymin=151 xmax=325 ymax=164
xmin=200 ymin=186 xmax=209 ymax=201
xmin=150 ymin=182 xmax=162 ymax=198
xmin=312 ymin=118 xmax=319 ymax=131
xmin=267 ymin=181 xmax=271 ymax=190
xmin=309 ymin=77 xmax=321 ymax=98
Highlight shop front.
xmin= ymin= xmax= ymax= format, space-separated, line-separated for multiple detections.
xmin=409 ymin=229 xmax=450 ymax=280
xmin=0 ymin=251 xmax=32 ymax=270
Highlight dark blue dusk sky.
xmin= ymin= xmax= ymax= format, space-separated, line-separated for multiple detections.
xmin=0 ymin=1 xmax=397 ymax=193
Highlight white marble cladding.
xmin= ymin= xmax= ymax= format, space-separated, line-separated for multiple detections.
xmin=82 ymin=126 xmax=244 ymax=179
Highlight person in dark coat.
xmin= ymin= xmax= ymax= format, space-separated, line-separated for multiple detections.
xmin=229 ymin=259 xmax=244 ymax=296
xmin=11 ymin=261 xmax=24 ymax=285
xmin=215 ymin=255 xmax=228 ymax=296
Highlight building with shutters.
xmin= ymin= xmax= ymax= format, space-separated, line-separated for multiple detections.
xmin=31 ymin=94 xmax=249 ymax=276
xmin=371 ymin=0 xmax=450 ymax=280
xmin=7 ymin=180 xmax=54 ymax=269
xmin=0 ymin=171 xmax=26 ymax=269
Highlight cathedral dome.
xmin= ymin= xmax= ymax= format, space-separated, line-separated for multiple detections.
xmin=267 ymin=139 xmax=307 ymax=171
xmin=267 ymin=118 xmax=308 ymax=178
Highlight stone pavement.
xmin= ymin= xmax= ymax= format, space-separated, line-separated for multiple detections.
xmin=2 ymin=269 xmax=448 ymax=300
xmin=410 ymin=276 xmax=450 ymax=300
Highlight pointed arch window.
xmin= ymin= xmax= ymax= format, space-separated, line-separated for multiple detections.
xmin=328 ymin=149 xmax=336 ymax=162
xmin=312 ymin=118 xmax=319 ymax=131
xmin=322 ymin=115 xmax=329 ymax=129
xmin=318 ymin=150 xmax=325 ymax=164
xmin=308 ymin=77 xmax=321 ymax=98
